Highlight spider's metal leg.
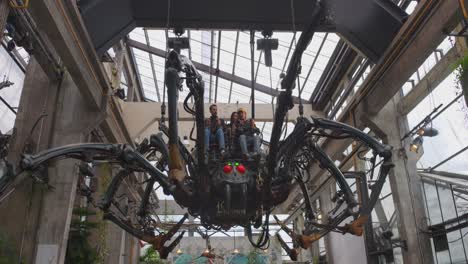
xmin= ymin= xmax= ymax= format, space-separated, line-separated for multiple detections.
xmin=138 ymin=176 xmax=158 ymax=216
xmin=20 ymin=143 xmax=122 ymax=170
xmin=165 ymin=58 xmax=188 ymax=186
xmin=20 ymin=143 xmax=177 ymax=195
xmin=311 ymin=118 xmax=392 ymax=158
xmin=307 ymin=140 xmax=357 ymax=207
xmin=273 ymin=215 xmax=294 ymax=237
xmin=103 ymin=211 xmax=153 ymax=242
xmin=158 ymin=231 xmax=186 ymax=259
xmin=274 ymin=215 xmax=319 ymax=250
xmin=276 ymin=233 xmax=299 ymax=261
xmin=99 ymin=169 xmax=130 ymax=211
xmin=337 ymin=215 xmax=369 ymax=236
xmin=121 ymin=147 xmax=175 ymax=194
xmin=296 ymin=172 xmax=315 ymax=222
xmin=266 ymin=0 xmax=323 ymax=198
xmin=310 ymin=117 xmax=394 ymax=216
xmin=150 ymin=213 xmax=189 ymax=250
xmin=296 ymin=233 xmax=322 ymax=250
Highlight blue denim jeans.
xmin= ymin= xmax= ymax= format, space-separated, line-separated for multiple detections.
xmin=239 ymin=134 xmax=260 ymax=155
xmin=205 ymin=128 xmax=225 ymax=152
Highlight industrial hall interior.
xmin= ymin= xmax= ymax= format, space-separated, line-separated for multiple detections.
xmin=1 ymin=0 xmax=468 ymax=263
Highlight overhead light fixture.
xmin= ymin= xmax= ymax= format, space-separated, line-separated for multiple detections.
xmin=183 ymin=136 xmax=190 ymax=147
xmin=417 ymin=127 xmax=439 ymax=137
xmin=409 ymin=136 xmax=424 ymax=153
xmin=176 ymin=248 xmax=183 ymax=255
xmin=233 ymin=249 xmax=239 ymax=254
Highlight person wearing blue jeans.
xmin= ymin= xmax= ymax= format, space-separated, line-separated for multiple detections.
xmin=237 ymin=108 xmax=260 ymax=159
xmin=239 ymin=134 xmax=260 ymax=156
xmin=204 ymin=104 xmax=226 ymax=156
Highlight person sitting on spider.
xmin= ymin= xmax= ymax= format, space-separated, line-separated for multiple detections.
xmin=226 ymin=111 xmax=239 ymax=153
xmin=205 ymin=104 xmax=226 ymax=157
xmin=237 ymin=108 xmax=261 ymax=160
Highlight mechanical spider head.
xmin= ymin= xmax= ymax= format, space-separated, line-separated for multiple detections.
xmin=199 ymin=160 xmax=261 ymax=228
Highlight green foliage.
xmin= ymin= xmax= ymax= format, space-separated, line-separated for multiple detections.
xmin=0 ymin=233 xmax=17 ymax=264
xmin=72 ymin=207 xmax=97 ymax=216
xmin=65 ymin=208 xmax=99 ymax=264
xmin=95 ymin=163 xmax=112 ymax=263
xmin=453 ymin=52 xmax=468 ymax=110
xmin=313 ymin=255 xmax=320 ymax=264
xmin=140 ymin=247 xmax=164 ymax=264
xmin=453 ymin=52 xmax=468 ymax=71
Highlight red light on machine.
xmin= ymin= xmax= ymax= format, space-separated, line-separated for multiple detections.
xmin=223 ymin=164 xmax=233 ymax=173
xmin=236 ymin=164 xmax=246 ymax=174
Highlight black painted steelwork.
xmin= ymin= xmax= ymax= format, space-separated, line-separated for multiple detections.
xmin=79 ymin=0 xmax=406 ymax=63
xmin=0 ymin=3 xmax=395 ymax=257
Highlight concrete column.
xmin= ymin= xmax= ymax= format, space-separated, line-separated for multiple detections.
xmin=320 ymin=184 xmax=335 ymax=264
xmin=353 ymin=155 xmax=379 ymax=264
xmin=0 ymin=0 xmax=8 ymax=39
xmin=33 ymin=70 xmax=99 ymax=264
xmin=124 ymin=236 xmax=139 ymax=264
xmin=103 ymin=226 xmax=125 ymax=264
xmin=0 ymin=58 xmax=58 ymax=263
xmin=188 ymin=216 xmax=195 ymax=237
xmin=0 ymin=57 xmax=104 ymax=263
xmin=365 ymin=96 xmax=434 ymax=264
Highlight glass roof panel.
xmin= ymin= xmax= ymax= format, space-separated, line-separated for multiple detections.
xmin=128 ymin=28 xmax=342 ymax=139
xmin=129 ymin=28 xmax=340 ymax=105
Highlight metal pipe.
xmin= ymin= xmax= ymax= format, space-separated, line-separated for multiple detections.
xmin=0 ymin=95 xmax=17 ymax=114
xmin=267 ymin=0 xmax=322 ymax=196
xmin=429 ymin=145 xmax=468 ymax=172
xmin=250 ymin=30 xmax=256 ymax=119
xmin=228 ymin=31 xmax=240 ymax=103
xmin=165 ymin=60 xmax=187 ymax=185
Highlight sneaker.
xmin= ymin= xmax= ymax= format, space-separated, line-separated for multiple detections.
xmin=220 ymin=149 xmax=226 ymax=159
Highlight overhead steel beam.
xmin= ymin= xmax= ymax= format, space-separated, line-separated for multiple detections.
xmin=300 ymin=33 xmax=328 ymax=96
xmin=127 ymin=38 xmax=307 ymax=104
xmin=28 ymin=0 xmax=133 ymax=144
xmin=124 ymin=43 xmax=146 ymax=102
xmin=228 ymin=31 xmax=240 ymax=103
xmin=397 ymin=45 xmax=462 ymax=116
xmin=28 ymin=1 xmax=106 ymax=110
xmin=281 ymin=1 xmax=464 ymax=215
xmin=327 ymin=59 xmax=370 ymax=119
xmin=349 ymin=0 xmax=462 ymax=117
xmin=1 ymin=41 xmax=27 ymax=72
xmin=143 ymin=28 xmax=161 ymax=102
xmin=309 ymin=40 xmax=358 ymax=109
xmin=214 ymin=30 xmax=222 ymax=103
xmin=209 ymin=31 xmax=214 ymax=103
xmin=80 ymin=0 xmax=406 ymax=63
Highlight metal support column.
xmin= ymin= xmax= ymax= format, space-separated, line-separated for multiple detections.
xmin=0 ymin=0 xmax=8 ymax=39
xmin=364 ymin=93 xmax=434 ymax=264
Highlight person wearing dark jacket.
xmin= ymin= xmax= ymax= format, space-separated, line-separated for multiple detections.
xmin=204 ymin=104 xmax=226 ymax=156
xmin=227 ymin=111 xmax=239 ymax=152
